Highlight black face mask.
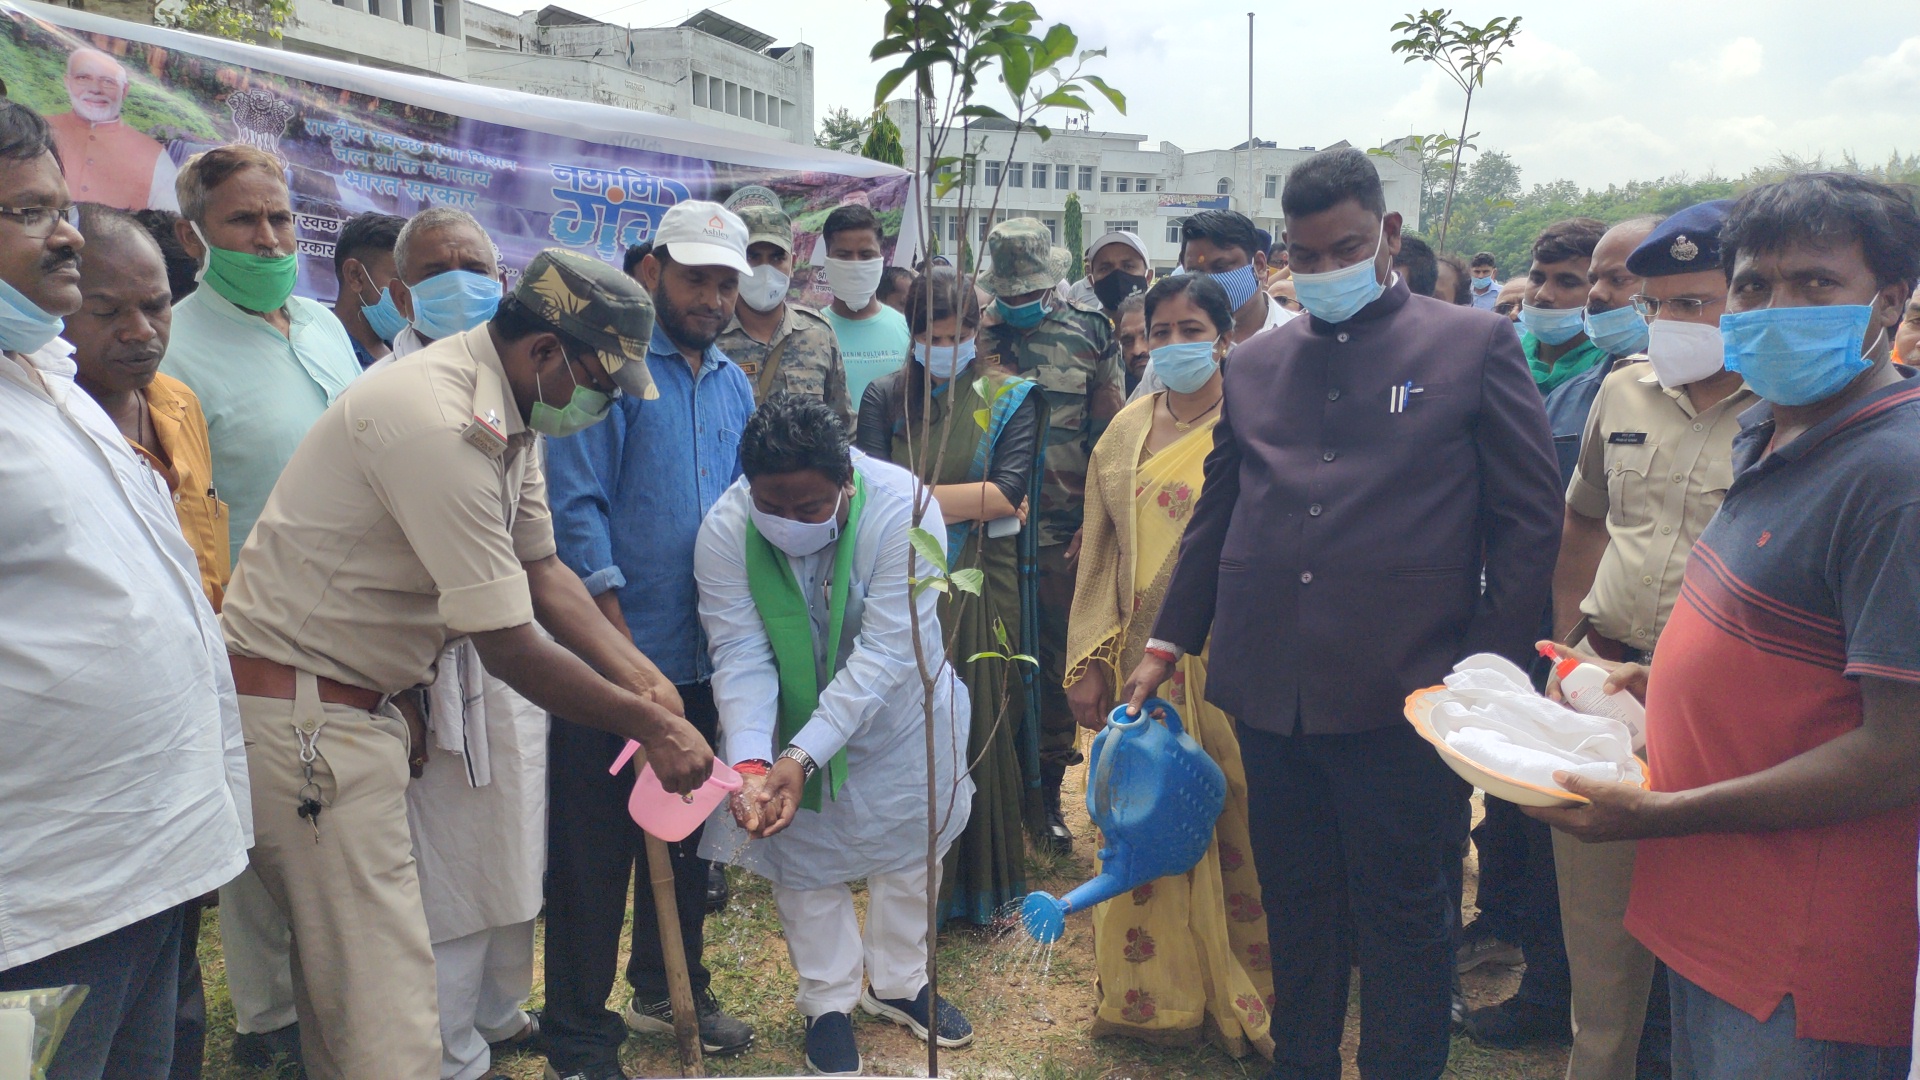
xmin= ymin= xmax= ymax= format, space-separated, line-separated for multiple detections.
xmin=1093 ymin=271 xmax=1149 ymax=312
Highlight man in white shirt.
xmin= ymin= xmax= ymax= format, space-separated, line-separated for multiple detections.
xmin=0 ymin=98 xmax=250 ymax=1080
xmin=694 ymin=395 xmax=974 ymax=1077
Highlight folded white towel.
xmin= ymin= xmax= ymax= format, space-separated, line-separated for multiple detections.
xmin=1429 ymin=655 xmax=1644 ymax=793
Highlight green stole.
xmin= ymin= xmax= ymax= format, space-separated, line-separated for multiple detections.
xmin=743 ymin=475 xmax=865 ymax=811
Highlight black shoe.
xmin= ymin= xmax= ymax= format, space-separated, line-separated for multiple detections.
xmin=1451 ymin=990 xmax=1468 ymax=1032
xmin=1463 ymin=998 xmax=1572 ymax=1049
xmin=624 ymin=989 xmax=755 ymax=1057
xmin=543 ymin=1064 xmax=630 ymax=1080
xmin=803 ymin=1012 xmax=862 ymax=1076
xmin=232 ymin=1024 xmax=304 ymax=1074
xmin=705 ymin=862 xmax=730 ymax=914
xmin=1041 ymin=783 xmax=1073 ymax=855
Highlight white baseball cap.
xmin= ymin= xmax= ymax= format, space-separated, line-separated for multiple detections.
xmin=654 ymin=201 xmax=751 ymax=273
xmin=1087 ymin=230 xmax=1150 ymax=265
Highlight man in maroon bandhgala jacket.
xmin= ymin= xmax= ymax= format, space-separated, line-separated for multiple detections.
xmin=1123 ymin=147 xmax=1563 ymax=1080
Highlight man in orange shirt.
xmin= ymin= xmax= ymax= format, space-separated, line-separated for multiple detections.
xmin=46 ymin=49 xmax=179 ymax=212
xmin=65 ymin=203 xmax=227 ymax=606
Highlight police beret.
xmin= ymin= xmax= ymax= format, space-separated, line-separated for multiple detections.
xmin=1626 ymin=199 xmax=1733 ymax=277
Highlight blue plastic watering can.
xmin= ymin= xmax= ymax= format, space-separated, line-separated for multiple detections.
xmin=1021 ymin=697 xmax=1227 ymax=942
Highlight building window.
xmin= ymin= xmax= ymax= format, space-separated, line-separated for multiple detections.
xmin=1165 ymin=218 xmax=1183 ymax=243
xmin=1055 ymin=164 xmax=1070 ymax=189
xmin=756 ymin=91 xmax=767 ymax=123
xmin=1155 ymin=178 xmax=1165 ymax=192
xmin=1030 ymin=163 xmax=1046 ymax=189
xmin=964 ymin=157 xmax=978 ymax=186
xmin=1264 ymin=174 xmax=1278 ymax=199
xmin=984 ymin=160 xmax=1002 ymax=187
xmin=1043 ymin=216 xmax=1059 ymax=243
xmin=368 ymin=0 xmax=379 ymax=16
xmin=1105 ymin=220 xmax=1138 ymax=234
xmin=769 ymin=99 xmax=781 ymax=127
xmin=400 ymin=0 xmax=413 ymax=24
xmin=978 ymin=213 xmax=989 ymax=241
xmin=1216 ymin=177 xmax=1231 ymax=194
xmin=724 ymin=82 xmax=737 ymax=115
xmin=1080 ymin=166 xmax=1095 ymax=191
xmin=1007 ymin=163 xmax=1024 ymax=188
xmin=1119 ymin=177 xmax=1134 ymax=193
xmin=433 ymin=0 xmax=445 ymax=33
xmin=1100 ymin=174 xmax=1111 ymax=192
xmin=693 ymin=74 xmax=707 ymax=108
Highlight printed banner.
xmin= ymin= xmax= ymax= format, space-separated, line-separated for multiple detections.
xmin=0 ymin=0 xmax=915 ymax=303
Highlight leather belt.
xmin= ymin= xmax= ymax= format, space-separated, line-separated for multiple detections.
xmin=229 ymin=654 xmax=385 ymax=713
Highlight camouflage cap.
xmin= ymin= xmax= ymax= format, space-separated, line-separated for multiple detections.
xmin=512 ymin=248 xmax=659 ymax=401
xmin=737 ymin=203 xmax=793 ymax=255
xmin=979 ymin=217 xmax=1060 ymax=297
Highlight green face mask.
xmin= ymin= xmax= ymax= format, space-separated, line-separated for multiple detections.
xmin=528 ymin=363 xmax=613 ymax=437
xmin=193 ymin=222 xmax=298 ymax=313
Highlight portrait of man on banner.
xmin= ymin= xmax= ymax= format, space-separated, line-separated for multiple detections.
xmin=46 ymin=46 xmax=180 ymax=211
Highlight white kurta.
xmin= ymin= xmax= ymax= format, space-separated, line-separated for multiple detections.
xmin=694 ymin=452 xmax=974 ymax=893
xmin=392 ymin=327 xmax=546 ymax=944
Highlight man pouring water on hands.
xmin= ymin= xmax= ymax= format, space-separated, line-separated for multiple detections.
xmin=694 ymin=394 xmax=975 ymax=1077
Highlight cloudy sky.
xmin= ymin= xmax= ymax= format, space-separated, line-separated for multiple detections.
xmin=569 ymin=0 xmax=1916 ymax=190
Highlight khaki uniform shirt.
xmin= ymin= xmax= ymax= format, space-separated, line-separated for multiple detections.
xmin=1566 ymin=360 xmax=1756 ymax=649
xmin=978 ymin=296 xmax=1125 ymax=547
xmin=716 ymin=304 xmax=851 ymax=427
xmin=222 ymin=327 xmax=556 ymax=695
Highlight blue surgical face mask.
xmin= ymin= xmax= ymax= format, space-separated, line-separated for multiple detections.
xmin=0 ymin=275 xmax=65 ymax=354
xmin=1205 ymin=263 xmax=1259 ymax=312
xmin=914 ymin=336 xmax=976 ymax=381
xmin=409 ymin=269 xmax=501 ymax=341
xmin=1471 ymin=275 xmax=1495 ymax=293
xmin=361 ymin=287 xmax=409 ymax=343
xmin=997 ymin=297 xmax=1047 ymax=330
xmin=1290 ymin=223 xmax=1386 ymax=324
xmin=1519 ymin=303 xmax=1588 ymax=346
xmin=1721 ymin=303 xmax=1878 ymax=407
xmin=1149 ymin=339 xmax=1222 ymax=394
xmin=1583 ymin=304 xmax=1649 ymax=356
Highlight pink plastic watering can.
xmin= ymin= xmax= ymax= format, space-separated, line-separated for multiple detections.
xmin=609 ymin=739 xmax=743 ymax=842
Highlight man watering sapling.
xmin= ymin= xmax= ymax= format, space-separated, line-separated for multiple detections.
xmin=694 ymin=394 xmax=975 ymax=1077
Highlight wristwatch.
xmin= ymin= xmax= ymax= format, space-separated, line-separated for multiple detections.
xmin=778 ymin=745 xmax=818 ymax=781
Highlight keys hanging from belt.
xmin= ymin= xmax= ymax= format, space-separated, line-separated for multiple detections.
xmin=295 ymin=723 xmax=326 ymax=842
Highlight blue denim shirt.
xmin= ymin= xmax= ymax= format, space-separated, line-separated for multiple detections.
xmin=1541 ymin=353 xmax=1620 ymax=488
xmin=546 ymin=325 xmax=755 ymax=685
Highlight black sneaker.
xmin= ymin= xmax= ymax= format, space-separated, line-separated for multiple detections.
xmin=232 ymin=1024 xmax=305 ymax=1075
xmin=624 ymin=989 xmax=755 ymax=1057
xmin=859 ymin=985 xmax=974 ymax=1048
xmin=543 ymin=1063 xmax=630 ymax=1080
xmin=803 ymin=1012 xmax=862 ymax=1076
xmin=1041 ymin=783 xmax=1073 ymax=855
xmin=1463 ymin=998 xmax=1572 ymax=1049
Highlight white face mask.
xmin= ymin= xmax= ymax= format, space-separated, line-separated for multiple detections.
xmin=738 ymin=263 xmax=790 ymax=313
xmin=824 ymin=257 xmax=885 ymax=309
xmin=749 ymin=488 xmax=845 ymax=557
xmin=1646 ymin=319 xmax=1726 ymax=389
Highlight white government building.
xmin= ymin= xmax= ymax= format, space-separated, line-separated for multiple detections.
xmin=279 ymin=0 xmax=816 ymax=145
xmin=883 ymin=100 xmax=1424 ymax=272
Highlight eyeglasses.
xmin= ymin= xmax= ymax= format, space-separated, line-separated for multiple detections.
xmin=0 ymin=203 xmax=79 ymax=240
xmin=1630 ymin=294 xmax=1723 ymax=319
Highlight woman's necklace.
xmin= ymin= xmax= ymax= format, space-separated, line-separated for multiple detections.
xmin=1163 ymin=391 xmax=1222 ymax=432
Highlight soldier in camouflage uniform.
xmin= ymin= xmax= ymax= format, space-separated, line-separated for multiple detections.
xmin=976 ymin=217 xmax=1127 ymax=853
xmin=715 ymin=203 xmax=853 ymax=427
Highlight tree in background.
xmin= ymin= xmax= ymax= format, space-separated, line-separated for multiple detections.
xmin=816 ymin=105 xmax=870 ymax=154
xmin=862 ymin=107 xmax=906 ymax=166
xmin=1389 ymin=9 xmax=1522 ymax=249
xmin=157 ymin=0 xmax=292 ymax=41
xmin=1064 ymin=191 xmax=1084 ymax=279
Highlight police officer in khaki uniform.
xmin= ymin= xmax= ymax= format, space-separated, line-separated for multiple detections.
xmin=1549 ymin=201 xmax=1753 ymax=1079
xmin=975 ymin=217 xmax=1126 ymax=853
xmin=220 ymin=249 xmax=713 ymax=1080
xmin=717 ymin=203 xmax=852 ymax=427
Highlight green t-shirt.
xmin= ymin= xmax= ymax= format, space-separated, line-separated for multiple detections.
xmin=824 ymin=304 xmax=911 ymax=404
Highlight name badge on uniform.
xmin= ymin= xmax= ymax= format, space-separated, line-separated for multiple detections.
xmin=1389 ymin=380 xmax=1424 ymax=413
xmin=1608 ymin=431 xmax=1648 ymax=445
xmin=462 ymin=410 xmax=508 ymax=460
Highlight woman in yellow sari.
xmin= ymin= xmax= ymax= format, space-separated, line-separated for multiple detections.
xmin=1064 ymin=274 xmax=1274 ymax=1059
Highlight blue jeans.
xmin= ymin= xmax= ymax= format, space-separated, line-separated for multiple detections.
xmin=0 ymin=904 xmax=186 ymax=1080
xmin=1670 ymin=970 xmax=1911 ymax=1080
